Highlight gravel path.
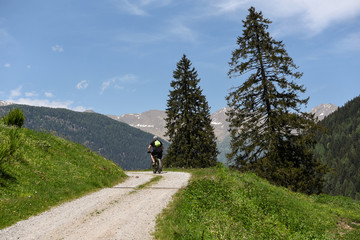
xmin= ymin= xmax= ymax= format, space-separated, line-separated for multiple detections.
xmin=0 ymin=171 xmax=191 ymax=240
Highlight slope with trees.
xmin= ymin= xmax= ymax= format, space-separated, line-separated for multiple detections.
xmin=314 ymin=95 xmax=360 ymax=199
xmin=226 ymin=7 xmax=327 ymax=194
xmin=164 ymin=54 xmax=218 ymax=168
xmin=0 ymin=105 xmax=167 ymax=170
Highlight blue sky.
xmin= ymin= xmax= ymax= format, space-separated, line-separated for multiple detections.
xmin=1 ymin=0 xmax=360 ymax=115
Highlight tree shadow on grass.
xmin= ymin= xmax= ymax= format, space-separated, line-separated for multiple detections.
xmin=0 ymin=169 xmax=17 ymax=187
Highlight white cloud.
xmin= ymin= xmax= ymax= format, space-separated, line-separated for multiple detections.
xmin=10 ymin=86 xmax=22 ymax=98
xmin=120 ymin=0 xmax=147 ymax=16
xmin=0 ymin=28 xmax=12 ymax=45
xmin=52 ymin=45 xmax=64 ymax=53
xmin=4 ymin=63 xmax=11 ymax=68
xmin=76 ymin=80 xmax=89 ymax=90
xmin=332 ymin=31 xmax=360 ymax=53
xmin=257 ymin=0 xmax=360 ymax=35
xmin=45 ymin=92 xmax=54 ymax=98
xmin=204 ymin=0 xmax=360 ymax=35
xmin=72 ymin=106 xmax=88 ymax=112
xmin=7 ymin=97 xmax=87 ymax=112
xmin=116 ymin=21 xmax=198 ymax=45
xmin=100 ymin=74 xmax=137 ymax=94
xmin=25 ymin=91 xmax=39 ymax=97
xmin=115 ymin=0 xmax=172 ymax=16
xmin=9 ymin=98 xmax=73 ymax=109
xmin=169 ymin=22 xmax=199 ymax=43
xmin=210 ymin=0 xmax=248 ymax=14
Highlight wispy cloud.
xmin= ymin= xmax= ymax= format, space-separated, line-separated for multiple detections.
xmin=258 ymin=0 xmax=360 ymax=35
xmin=0 ymin=28 xmax=12 ymax=45
xmin=4 ymin=63 xmax=11 ymax=68
xmin=119 ymin=0 xmax=147 ymax=16
xmin=52 ymin=45 xmax=64 ymax=53
xmin=25 ymin=91 xmax=39 ymax=97
xmin=9 ymin=98 xmax=73 ymax=109
xmin=10 ymin=86 xmax=22 ymax=98
xmin=45 ymin=92 xmax=54 ymax=98
xmin=209 ymin=0 xmax=248 ymax=14
xmin=202 ymin=0 xmax=360 ymax=36
xmin=116 ymin=21 xmax=199 ymax=45
xmin=76 ymin=80 xmax=89 ymax=90
xmin=7 ymin=96 xmax=87 ymax=112
xmin=169 ymin=21 xmax=199 ymax=43
xmin=114 ymin=0 xmax=172 ymax=16
xmin=100 ymin=74 xmax=137 ymax=94
xmin=333 ymin=31 xmax=360 ymax=53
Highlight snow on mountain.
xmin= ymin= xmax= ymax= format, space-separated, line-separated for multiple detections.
xmin=109 ymin=107 xmax=231 ymax=142
xmin=110 ymin=104 xmax=338 ymax=142
xmin=0 ymin=100 xmax=12 ymax=106
xmin=107 ymin=110 xmax=167 ymax=140
xmin=310 ymin=104 xmax=338 ymax=121
xmin=210 ymin=107 xmax=230 ymax=142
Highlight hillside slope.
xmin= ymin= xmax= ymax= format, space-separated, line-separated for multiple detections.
xmin=156 ymin=166 xmax=360 ymax=239
xmin=314 ymin=95 xmax=360 ymax=199
xmin=0 ymin=124 xmax=126 ymax=229
xmin=0 ymin=105 xmax=167 ymax=170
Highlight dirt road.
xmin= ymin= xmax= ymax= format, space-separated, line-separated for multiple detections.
xmin=0 ymin=171 xmax=191 ymax=240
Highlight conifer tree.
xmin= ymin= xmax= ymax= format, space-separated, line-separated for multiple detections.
xmin=226 ymin=7 xmax=328 ymax=194
xmin=164 ymin=54 xmax=218 ymax=168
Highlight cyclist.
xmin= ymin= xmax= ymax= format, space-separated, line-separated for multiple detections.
xmin=147 ymin=136 xmax=163 ymax=166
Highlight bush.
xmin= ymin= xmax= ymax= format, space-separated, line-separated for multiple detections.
xmin=3 ymin=108 xmax=26 ymax=128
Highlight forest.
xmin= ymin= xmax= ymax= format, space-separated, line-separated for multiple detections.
xmin=314 ymin=95 xmax=360 ymax=199
xmin=0 ymin=104 xmax=167 ymax=170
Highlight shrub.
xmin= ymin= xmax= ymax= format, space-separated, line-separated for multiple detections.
xmin=3 ymin=108 xmax=26 ymax=128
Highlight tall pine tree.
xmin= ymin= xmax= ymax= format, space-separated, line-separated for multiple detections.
xmin=164 ymin=54 xmax=218 ymax=168
xmin=226 ymin=7 xmax=328 ymax=194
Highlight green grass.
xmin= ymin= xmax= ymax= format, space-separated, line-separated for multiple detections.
xmin=0 ymin=125 xmax=127 ymax=229
xmin=155 ymin=165 xmax=360 ymax=239
xmin=132 ymin=175 xmax=163 ymax=192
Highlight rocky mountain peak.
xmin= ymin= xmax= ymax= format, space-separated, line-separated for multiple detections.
xmin=0 ymin=100 xmax=12 ymax=106
xmin=310 ymin=104 xmax=338 ymax=121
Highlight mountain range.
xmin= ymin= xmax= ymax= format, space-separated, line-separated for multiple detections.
xmin=0 ymin=100 xmax=339 ymax=167
xmin=108 ymin=104 xmax=338 ymax=142
xmin=0 ymin=103 xmax=167 ymax=170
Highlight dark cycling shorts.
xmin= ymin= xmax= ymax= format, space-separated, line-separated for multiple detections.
xmin=151 ymin=151 xmax=162 ymax=159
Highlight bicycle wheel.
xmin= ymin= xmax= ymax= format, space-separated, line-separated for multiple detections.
xmin=157 ymin=159 xmax=162 ymax=174
xmin=152 ymin=161 xmax=157 ymax=173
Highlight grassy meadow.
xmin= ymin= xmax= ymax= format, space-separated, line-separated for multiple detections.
xmin=1 ymin=121 xmax=360 ymax=239
xmin=0 ymin=124 xmax=127 ymax=229
xmin=155 ymin=165 xmax=360 ymax=239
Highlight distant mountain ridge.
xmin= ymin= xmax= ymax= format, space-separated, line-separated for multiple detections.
xmin=107 ymin=110 xmax=167 ymax=140
xmin=310 ymin=104 xmax=338 ymax=121
xmin=0 ymin=104 xmax=167 ymax=170
xmin=0 ymin=100 xmax=338 ymax=166
xmin=109 ymin=104 xmax=337 ymax=142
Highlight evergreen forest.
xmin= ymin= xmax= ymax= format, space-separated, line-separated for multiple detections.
xmin=0 ymin=105 xmax=167 ymax=170
xmin=314 ymin=95 xmax=360 ymax=200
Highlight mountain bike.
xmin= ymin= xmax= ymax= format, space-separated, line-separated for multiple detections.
xmin=148 ymin=152 xmax=162 ymax=174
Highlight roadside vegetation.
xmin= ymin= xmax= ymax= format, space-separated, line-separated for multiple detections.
xmin=0 ymin=114 xmax=126 ymax=229
xmin=155 ymin=165 xmax=360 ymax=239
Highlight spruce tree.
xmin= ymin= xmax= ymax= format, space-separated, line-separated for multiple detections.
xmin=226 ymin=7 xmax=328 ymax=194
xmin=164 ymin=54 xmax=218 ymax=168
